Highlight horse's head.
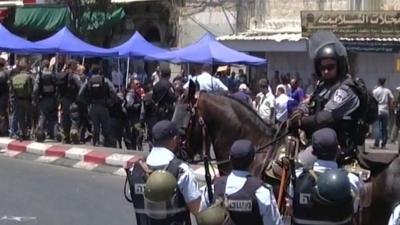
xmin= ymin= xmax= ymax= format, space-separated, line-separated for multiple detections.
xmin=172 ymin=80 xmax=203 ymax=160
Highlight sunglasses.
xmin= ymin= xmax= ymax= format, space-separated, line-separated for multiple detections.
xmin=320 ymin=64 xmax=336 ymax=71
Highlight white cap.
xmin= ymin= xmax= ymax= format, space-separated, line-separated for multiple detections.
xmin=239 ymin=83 xmax=248 ymax=91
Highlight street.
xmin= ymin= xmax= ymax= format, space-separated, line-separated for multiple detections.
xmin=0 ymin=156 xmax=134 ymax=225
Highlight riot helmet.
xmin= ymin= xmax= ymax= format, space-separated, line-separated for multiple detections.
xmin=196 ymin=200 xmax=230 ymax=225
xmin=144 ymin=170 xmax=178 ymax=202
xmin=315 ymin=169 xmax=352 ymax=205
xmin=309 ymin=31 xmax=349 ymax=79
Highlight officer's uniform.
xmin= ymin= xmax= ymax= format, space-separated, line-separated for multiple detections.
xmin=183 ymin=71 xmax=228 ymax=93
xmin=127 ymin=120 xmax=201 ymax=225
xmin=125 ymin=89 xmax=143 ymax=150
xmin=388 ymin=203 xmax=400 ymax=225
xmin=152 ymin=77 xmax=176 ymax=120
xmin=292 ymin=128 xmax=363 ymax=225
xmin=200 ymin=140 xmax=283 ymax=225
xmin=0 ymin=67 xmax=9 ymax=136
xmin=10 ymin=70 xmax=34 ymax=139
xmin=33 ymin=69 xmax=58 ymax=140
xmin=55 ymin=71 xmax=82 ymax=143
xmin=78 ymin=74 xmax=116 ymax=146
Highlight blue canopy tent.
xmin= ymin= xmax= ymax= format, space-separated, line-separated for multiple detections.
xmin=147 ymin=33 xmax=266 ymax=66
xmin=111 ymin=31 xmax=168 ymax=58
xmin=35 ymin=27 xmax=116 ymax=56
xmin=0 ymin=24 xmax=47 ymax=53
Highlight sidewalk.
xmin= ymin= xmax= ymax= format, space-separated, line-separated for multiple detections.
xmin=0 ymin=137 xmax=216 ymax=181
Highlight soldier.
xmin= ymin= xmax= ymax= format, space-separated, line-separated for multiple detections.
xmin=291 ymin=128 xmax=362 ymax=225
xmin=9 ymin=59 xmax=34 ymax=140
xmin=78 ymin=65 xmax=116 ymax=147
xmin=55 ymin=59 xmax=82 ymax=144
xmin=125 ymin=120 xmax=201 ymax=225
xmin=198 ymin=139 xmax=283 ymax=225
xmin=0 ymin=57 xmax=9 ymax=136
xmin=33 ymin=60 xmax=57 ymax=142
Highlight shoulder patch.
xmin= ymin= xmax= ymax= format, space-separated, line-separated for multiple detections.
xmin=333 ymin=89 xmax=348 ymax=104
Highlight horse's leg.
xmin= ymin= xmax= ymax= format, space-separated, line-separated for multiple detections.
xmin=212 ymin=138 xmax=232 ymax=176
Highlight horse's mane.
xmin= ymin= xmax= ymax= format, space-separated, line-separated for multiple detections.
xmin=218 ymin=94 xmax=276 ymax=136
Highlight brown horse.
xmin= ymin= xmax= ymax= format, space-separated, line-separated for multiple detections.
xmin=172 ymin=81 xmax=279 ymax=177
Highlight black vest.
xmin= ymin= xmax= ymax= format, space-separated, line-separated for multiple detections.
xmin=88 ymin=75 xmax=107 ymax=102
xmin=55 ymin=72 xmax=77 ymax=99
xmin=293 ymin=170 xmax=354 ymax=225
xmin=214 ymin=176 xmax=264 ymax=225
xmin=40 ymin=71 xmax=56 ymax=96
xmin=127 ymin=158 xmax=191 ymax=225
xmin=0 ymin=70 xmax=8 ymax=96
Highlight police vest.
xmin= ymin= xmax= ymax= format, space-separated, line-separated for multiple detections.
xmin=0 ymin=70 xmax=8 ymax=96
xmin=213 ymin=176 xmax=263 ymax=225
xmin=293 ymin=170 xmax=353 ymax=225
xmin=88 ymin=75 xmax=107 ymax=101
xmin=126 ymin=158 xmax=191 ymax=225
xmin=55 ymin=72 xmax=77 ymax=99
xmin=40 ymin=71 xmax=56 ymax=96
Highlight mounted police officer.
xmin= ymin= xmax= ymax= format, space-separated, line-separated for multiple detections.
xmin=33 ymin=59 xmax=58 ymax=142
xmin=78 ymin=65 xmax=116 ymax=147
xmin=0 ymin=57 xmax=9 ymax=136
xmin=55 ymin=59 xmax=82 ymax=144
xmin=125 ymin=120 xmax=201 ymax=225
xmin=198 ymin=139 xmax=283 ymax=225
xmin=152 ymin=64 xmax=176 ymax=121
xmin=289 ymin=31 xmax=377 ymax=164
xmin=292 ymin=128 xmax=362 ymax=225
xmin=9 ymin=58 xmax=34 ymax=140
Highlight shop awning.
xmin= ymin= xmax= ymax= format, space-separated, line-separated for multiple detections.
xmin=12 ymin=5 xmax=125 ymax=33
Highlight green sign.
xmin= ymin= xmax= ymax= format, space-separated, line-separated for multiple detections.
xmin=301 ymin=11 xmax=400 ymax=38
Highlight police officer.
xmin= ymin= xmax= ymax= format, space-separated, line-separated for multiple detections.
xmin=292 ymin=128 xmax=362 ymax=225
xmin=9 ymin=59 xmax=34 ymax=140
xmin=78 ymin=65 xmax=116 ymax=147
xmin=289 ymin=31 xmax=366 ymax=162
xmin=125 ymin=79 xmax=144 ymax=150
xmin=126 ymin=120 xmax=201 ymax=225
xmin=55 ymin=59 xmax=82 ymax=144
xmin=152 ymin=64 xmax=176 ymax=121
xmin=198 ymin=139 xmax=283 ymax=225
xmin=0 ymin=57 xmax=9 ymax=136
xmin=33 ymin=60 xmax=58 ymax=142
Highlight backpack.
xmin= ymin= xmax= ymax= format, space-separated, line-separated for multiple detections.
xmin=344 ymin=77 xmax=378 ymax=124
xmin=12 ymin=72 xmax=32 ymax=98
xmin=88 ymin=75 xmax=107 ymax=99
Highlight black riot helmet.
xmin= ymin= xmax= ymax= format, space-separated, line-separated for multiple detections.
xmin=315 ymin=169 xmax=352 ymax=205
xmin=309 ymin=31 xmax=349 ymax=79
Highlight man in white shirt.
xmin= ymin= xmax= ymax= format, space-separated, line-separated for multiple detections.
xmin=111 ymin=65 xmax=123 ymax=90
xmin=254 ymin=78 xmax=275 ymax=125
xmin=275 ymin=86 xmax=291 ymax=123
xmin=372 ymin=78 xmax=394 ymax=149
xmin=183 ymin=64 xmax=228 ymax=93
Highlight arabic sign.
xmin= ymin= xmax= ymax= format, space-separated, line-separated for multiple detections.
xmin=301 ymin=11 xmax=400 ymax=38
xmin=342 ymin=41 xmax=400 ymax=53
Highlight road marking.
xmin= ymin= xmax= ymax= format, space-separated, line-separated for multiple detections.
xmin=0 ymin=215 xmax=37 ymax=222
xmin=37 ymin=156 xmax=60 ymax=163
xmin=26 ymin=142 xmax=53 ymax=155
xmin=65 ymin=148 xmax=92 ymax=161
xmin=73 ymin=161 xmax=98 ymax=170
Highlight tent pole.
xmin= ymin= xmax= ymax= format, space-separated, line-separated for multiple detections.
xmin=55 ymin=53 xmax=59 ymax=72
xmin=126 ymin=57 xmax=130 ymax=89
xmin=82 ymin=57 xmax=85 ymax=66
xmin=117 ymin=58 xmax=121 ymax=90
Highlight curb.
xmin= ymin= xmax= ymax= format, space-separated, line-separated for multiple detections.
xmin=0 ymin=137 xmax=218 ymax=181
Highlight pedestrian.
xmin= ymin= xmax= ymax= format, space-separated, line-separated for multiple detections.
xmin=55 ymin=59 xmax=82 ymax=144
xmin=287 ymin=78 xmax=305 ymax=115
xmin=126 ymin=120 xmax=201 ymax=225
xmin=173 ymin=76 xmax=185 ymax=97
xmin=372 ymin=78 xmax=393 ymax=149
xmin=232 ymin=83 xmax=252 ymax=106
xmin=254 ymin=78 xmax=275 ymax=125
xmin=183 ymin=64 xmax=228 ymax=93
xmin=9 ymin=58 xmax=34 ymax=140
xmin=198 ymin=139 xmax=283 ymax=225
xmin=32 ymin=59 xmax=58 ymax=142
xmin=78 ymin=65 xmax=116 ymax=147
xmin=274 ymin=86 xmax=290 ymax=123
xmin=111 ymin=64 xmax=123 ymax=91
xmin=289 ymin=31 xmax=375 ymax=162
xmin=152 ymin=64 xmax=176 ymax=120
xmin=291 ymin=128 xmax=363 ymax=225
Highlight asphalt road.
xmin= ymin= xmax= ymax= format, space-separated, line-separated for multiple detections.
xmin=0 ymin=157 xmax=135 ymax=225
